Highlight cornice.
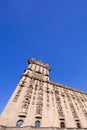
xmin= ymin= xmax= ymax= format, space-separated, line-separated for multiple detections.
xmin=28 ymin=58 xmax=51 ymax=71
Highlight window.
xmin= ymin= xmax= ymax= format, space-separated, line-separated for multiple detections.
xmin=36 ymin=105 xmax=42 ymax=115
xmin=77 ymin=122 xmax=81 ymax=128
xmin=29 ymin=85 xmax=33 ymax=89
xmin=60 ymin=122 xmax=65 ymax=128
xmin=38 ymin=92 xmax=43 ymax=96
xmin=16 ymin=120 xmax=24 ymax=127
xmin=22 ymin=108 xmax=27 ymax=112
xmin=35 ymin=121 xmax=40 ymax=128
xmin=22 ymin=103 xmax=27 ymax=108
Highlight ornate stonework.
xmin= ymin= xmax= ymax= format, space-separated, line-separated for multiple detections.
xmin=0 ymin=58 xmax=87 ymax=130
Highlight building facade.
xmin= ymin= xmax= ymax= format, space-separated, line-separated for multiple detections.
xmin=0 ymin=58 xmax=87 ymax=130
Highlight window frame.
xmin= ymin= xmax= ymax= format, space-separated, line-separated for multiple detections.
xmin=16 ymin=120 xmax=24 ymax=127
xmin=35 ymin=121 xmax=40 ymax=128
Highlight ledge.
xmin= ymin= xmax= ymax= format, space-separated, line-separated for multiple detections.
xmin=18 ymin=112 xmax=27 ymax=117
xmin=0 ymin=125 xmax=87 ymax=130
xmin=35 ymin=114 xmax=42 ymax=118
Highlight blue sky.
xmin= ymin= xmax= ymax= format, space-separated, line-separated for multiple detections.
xmin=0 ymin=0 xmax=87 ymax=114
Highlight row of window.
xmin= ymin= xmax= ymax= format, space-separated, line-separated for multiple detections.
xmin=16 ymin=120 xmax=81 ymax=128
xmin=16 ymin=120 xmax=40 ymax=127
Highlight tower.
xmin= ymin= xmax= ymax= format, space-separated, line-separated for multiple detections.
xmin=0 ymin=58 xmax=87 ymax=129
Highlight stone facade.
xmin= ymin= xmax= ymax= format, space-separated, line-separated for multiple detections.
xmin=0 ymin=58 xmax=87 ymax=129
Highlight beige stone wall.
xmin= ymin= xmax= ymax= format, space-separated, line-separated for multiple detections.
xmin=0 ymin=58 xmax=87 ymax=128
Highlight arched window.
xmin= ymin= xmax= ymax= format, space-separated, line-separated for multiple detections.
xmin=16 ymin=120 xmax=24 ymax=127
xmin=35 ymin=121 xmax=40 ymax=128
xmin=77 ymin=122 xmax=81 ymax=128
xmin=60 ymin=122 xmax=65 ymax=128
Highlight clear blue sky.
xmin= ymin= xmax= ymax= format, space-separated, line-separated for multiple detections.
xmin=0 ymin=0 xmax=87 ymax=114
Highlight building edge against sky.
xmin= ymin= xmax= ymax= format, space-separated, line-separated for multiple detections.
xmin=0 ymin=58 xmax=87 ymax=130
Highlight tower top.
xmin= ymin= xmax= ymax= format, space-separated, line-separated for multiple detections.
xmin=28 ymin=58 xmax=51 ymax=71
xmin=27 ymin=58 xmax=51 ymax=82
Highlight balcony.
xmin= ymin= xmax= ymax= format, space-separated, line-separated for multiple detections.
xmin=18 ymin=112 xmax=27 ymax=117
xmin=35 ymin=114 xmax=42 ymax=119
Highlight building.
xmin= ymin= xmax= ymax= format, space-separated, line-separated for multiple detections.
xmin=0 ymin=58 xmax=87 ymax=130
